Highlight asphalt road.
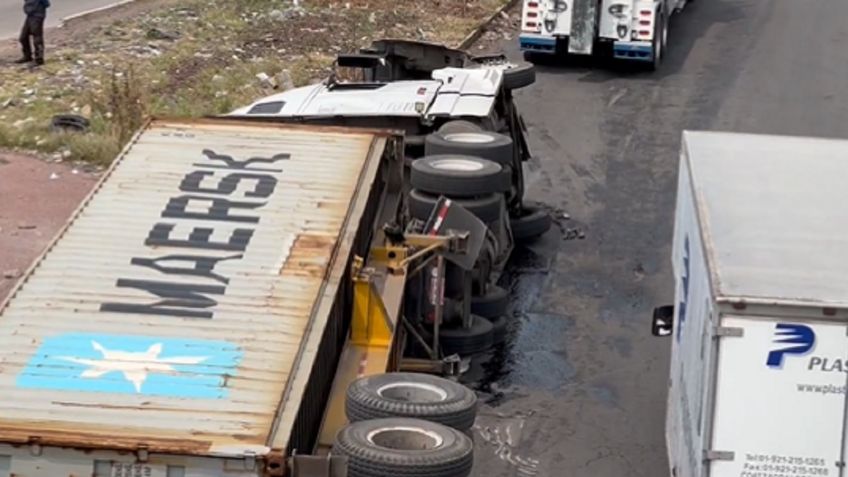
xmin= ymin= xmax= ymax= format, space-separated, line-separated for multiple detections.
xmin=469 ymin=0 xmax=848 ymax=476
xmin=0 ymin=0 xmax=122 ymax=39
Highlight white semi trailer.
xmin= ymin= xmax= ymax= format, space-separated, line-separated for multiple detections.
xmin=653 ymin=131 xmax=848 ymax=477
xmin=519 ymin=0 xmax=693 ymax=69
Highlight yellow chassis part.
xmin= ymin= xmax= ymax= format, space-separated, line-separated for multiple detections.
xmin=315 ymin=234 xmax=465 ymax=452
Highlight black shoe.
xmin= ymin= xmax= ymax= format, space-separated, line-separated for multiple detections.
xmin=14 ymin=57 xmax=32 ymax=64
xmin=33 ymin=58 xmax=44 ymax=66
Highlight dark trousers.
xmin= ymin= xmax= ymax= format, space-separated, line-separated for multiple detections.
xmin=19 ymin=14 xmax=45 ymax=61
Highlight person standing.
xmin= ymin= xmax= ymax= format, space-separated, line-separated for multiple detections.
xmin=17 ymin=0 xmax=50 ymax=66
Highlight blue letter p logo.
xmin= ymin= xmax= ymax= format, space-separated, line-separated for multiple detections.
xmin=766 ymin=324 xmax=815 ymax=368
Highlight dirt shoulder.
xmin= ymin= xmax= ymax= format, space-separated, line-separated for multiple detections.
xmin=0 ymin=0 xmax=183 ymax=57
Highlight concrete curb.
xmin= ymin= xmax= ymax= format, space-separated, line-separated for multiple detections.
xmin=458 ymin=0 xmax=519 ymax=50
xmin=59 ymin=0 xmax=136 ymax=27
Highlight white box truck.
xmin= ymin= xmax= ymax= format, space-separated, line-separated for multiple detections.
xmin=653 ymin=131 xmax=848 ymax=477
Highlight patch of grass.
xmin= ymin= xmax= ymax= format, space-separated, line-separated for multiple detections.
xmin=0 ymin=0 xmax=510 ymax=165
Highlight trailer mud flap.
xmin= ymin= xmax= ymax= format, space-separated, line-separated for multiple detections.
xmin=568 ymin=0 xmax=597 ymax=54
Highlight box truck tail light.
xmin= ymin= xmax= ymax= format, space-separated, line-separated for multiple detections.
xmin=523 ymin=1 xmax=542 ymax=32
xmin=640 ymin=9 xmax=652 ymax=16
xmin=639 ymin=20 xmax=650 ymax=25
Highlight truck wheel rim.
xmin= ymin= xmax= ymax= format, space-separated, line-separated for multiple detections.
xmin=366 ymin=426 xmax=445 ymax=450
xmin=431 ymin=158 xmax=485 ymax=172
xmin=443 ymin=132 xmax=495 ymax=144
xmin=377 ymin=382 xmax=449 ymax=402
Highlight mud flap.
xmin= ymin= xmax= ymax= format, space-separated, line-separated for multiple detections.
xmin=568 ymin=0 xmax=597 ymax=54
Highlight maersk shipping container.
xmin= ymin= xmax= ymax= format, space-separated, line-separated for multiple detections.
xmin=0 ymin=119 xmax=399 ymax=476
xmin=658 ymin=131 xmax=848 ymax=477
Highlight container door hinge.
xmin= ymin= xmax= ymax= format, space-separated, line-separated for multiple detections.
xmin=715 ymin=326 xmax=743 ymax=338
xmin=137 ymin=445 xmax=149 ymax=462
xmin=835 ymin=461 xmax=845 ymax=468
xmin=704 ymin=450 xmax=735 ymax=461
xmin=244 ymin=451 xmax=257 ymax=470
xmin=28 ymin=437 xmax=42 ymax=456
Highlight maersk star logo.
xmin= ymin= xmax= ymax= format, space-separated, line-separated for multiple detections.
xmin=17 ymin=333 xmax=242 ymax=399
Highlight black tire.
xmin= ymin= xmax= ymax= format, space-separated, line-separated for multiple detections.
xmin=439 ymin=315 xmax=494 ymax=356
xmin=424 ymin=131 xmax=514 ymax=167
xmin=486 ymin=315 xmax=508 ymax=344
xmin=333 ymin=418 xmax=474 ymax=477
xmin=649 ymin=12 xmax=666 ymax=71
xmin=510 ymin=204 xmax=552 ymax=242
xmin=345 ymin=373 xmax=478 ymax=431
xmin=411 ymin=155 xmax=508 ymax=197
xmin=470 ymin=285 xmax=508 ymax=319
xmin=502 ymin=61 xmax=536 ymax=90
xmin=438 ymin=120 xmax=483 ymax=135
xmin=408 ymin=189 xmax=502 ymax=224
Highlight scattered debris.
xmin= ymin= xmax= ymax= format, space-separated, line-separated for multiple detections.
xmin=2 ymin=269 xmax=22 ymax=280
xmin=563 ymin=228 xmax=586 ymax=240
xmin=256 ymin=72 xmax=278 ymax=89
xmin=13 ymin=117 xmax=34 ymax=128
xmin=17 ymin=223 xmax=36 ymax=230
xmin=276 ymin=70 xmax=295 ymax=91
xmin=49 ymin=172 xmax=60 ymax=180
xmin=146 ymin=28 xmax=180 ymax=41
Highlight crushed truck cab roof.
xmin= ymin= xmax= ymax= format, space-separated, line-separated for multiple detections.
xmin=0 ymin=119 xmax=391 ymax=458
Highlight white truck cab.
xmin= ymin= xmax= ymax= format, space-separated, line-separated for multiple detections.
xmin=520 ymin=0 xmax=692 ymax=68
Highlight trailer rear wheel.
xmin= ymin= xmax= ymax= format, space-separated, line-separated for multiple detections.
xmin=424 ymin=131 xmax=514 ymax=167
xmin=486 ymin=315 xmax=508 ymax=344
xmin=510 ymin=204 xmax=553 ymax=242
xmin=411 ymin=155 xmax=509 ymax=197
xmin=333 ymin=418 xmax=474 ymax=477
xmin=345 ymin=373 xmax=478 ymax=431
xmin=439 ymin=315 xmax=494 ymax=356
xmin=437 ymin=120 xmax=483 ymax=135
xmin=470 ymin=285 xmax=509 ymax=319
xmin=408 ymin=189 xmax=502 ymax=224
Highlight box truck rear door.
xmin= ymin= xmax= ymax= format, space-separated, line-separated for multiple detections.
xmin=708 ymin=316 xmax=848 ymax=477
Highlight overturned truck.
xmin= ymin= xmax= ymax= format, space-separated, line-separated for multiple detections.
xmin=0 ymin=41 xmax=550 ymax=476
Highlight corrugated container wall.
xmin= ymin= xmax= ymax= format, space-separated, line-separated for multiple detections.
xmin=0 ymin=119 xmax=390 ymax=466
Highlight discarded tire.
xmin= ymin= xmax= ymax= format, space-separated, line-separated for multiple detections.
xmin=411 ymin=155 xmax=508 ymax=197
xmin=470 ymin=285 xmax=508 ymax=319
xmin=425 ymin=131 xmax=514 ymax=166
xmin=333 ymin=418 xmax=474 ymax=477
xmin=502 ymin=61 xmax=536 ymax=90
xmin=408 ymin=189 xmax=502 ymax=224
xmin=437 ymin=120 xmax=483 ymax=135
xmin=510 ymin=204 xmax=552 ymax=242
xmin=50 ymin=114 xmax=90 ymax=133
xmin=439 ymin=315 xmax=494 ymax=356
xmin=345 ymin=373 xmax=478 ymax=432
